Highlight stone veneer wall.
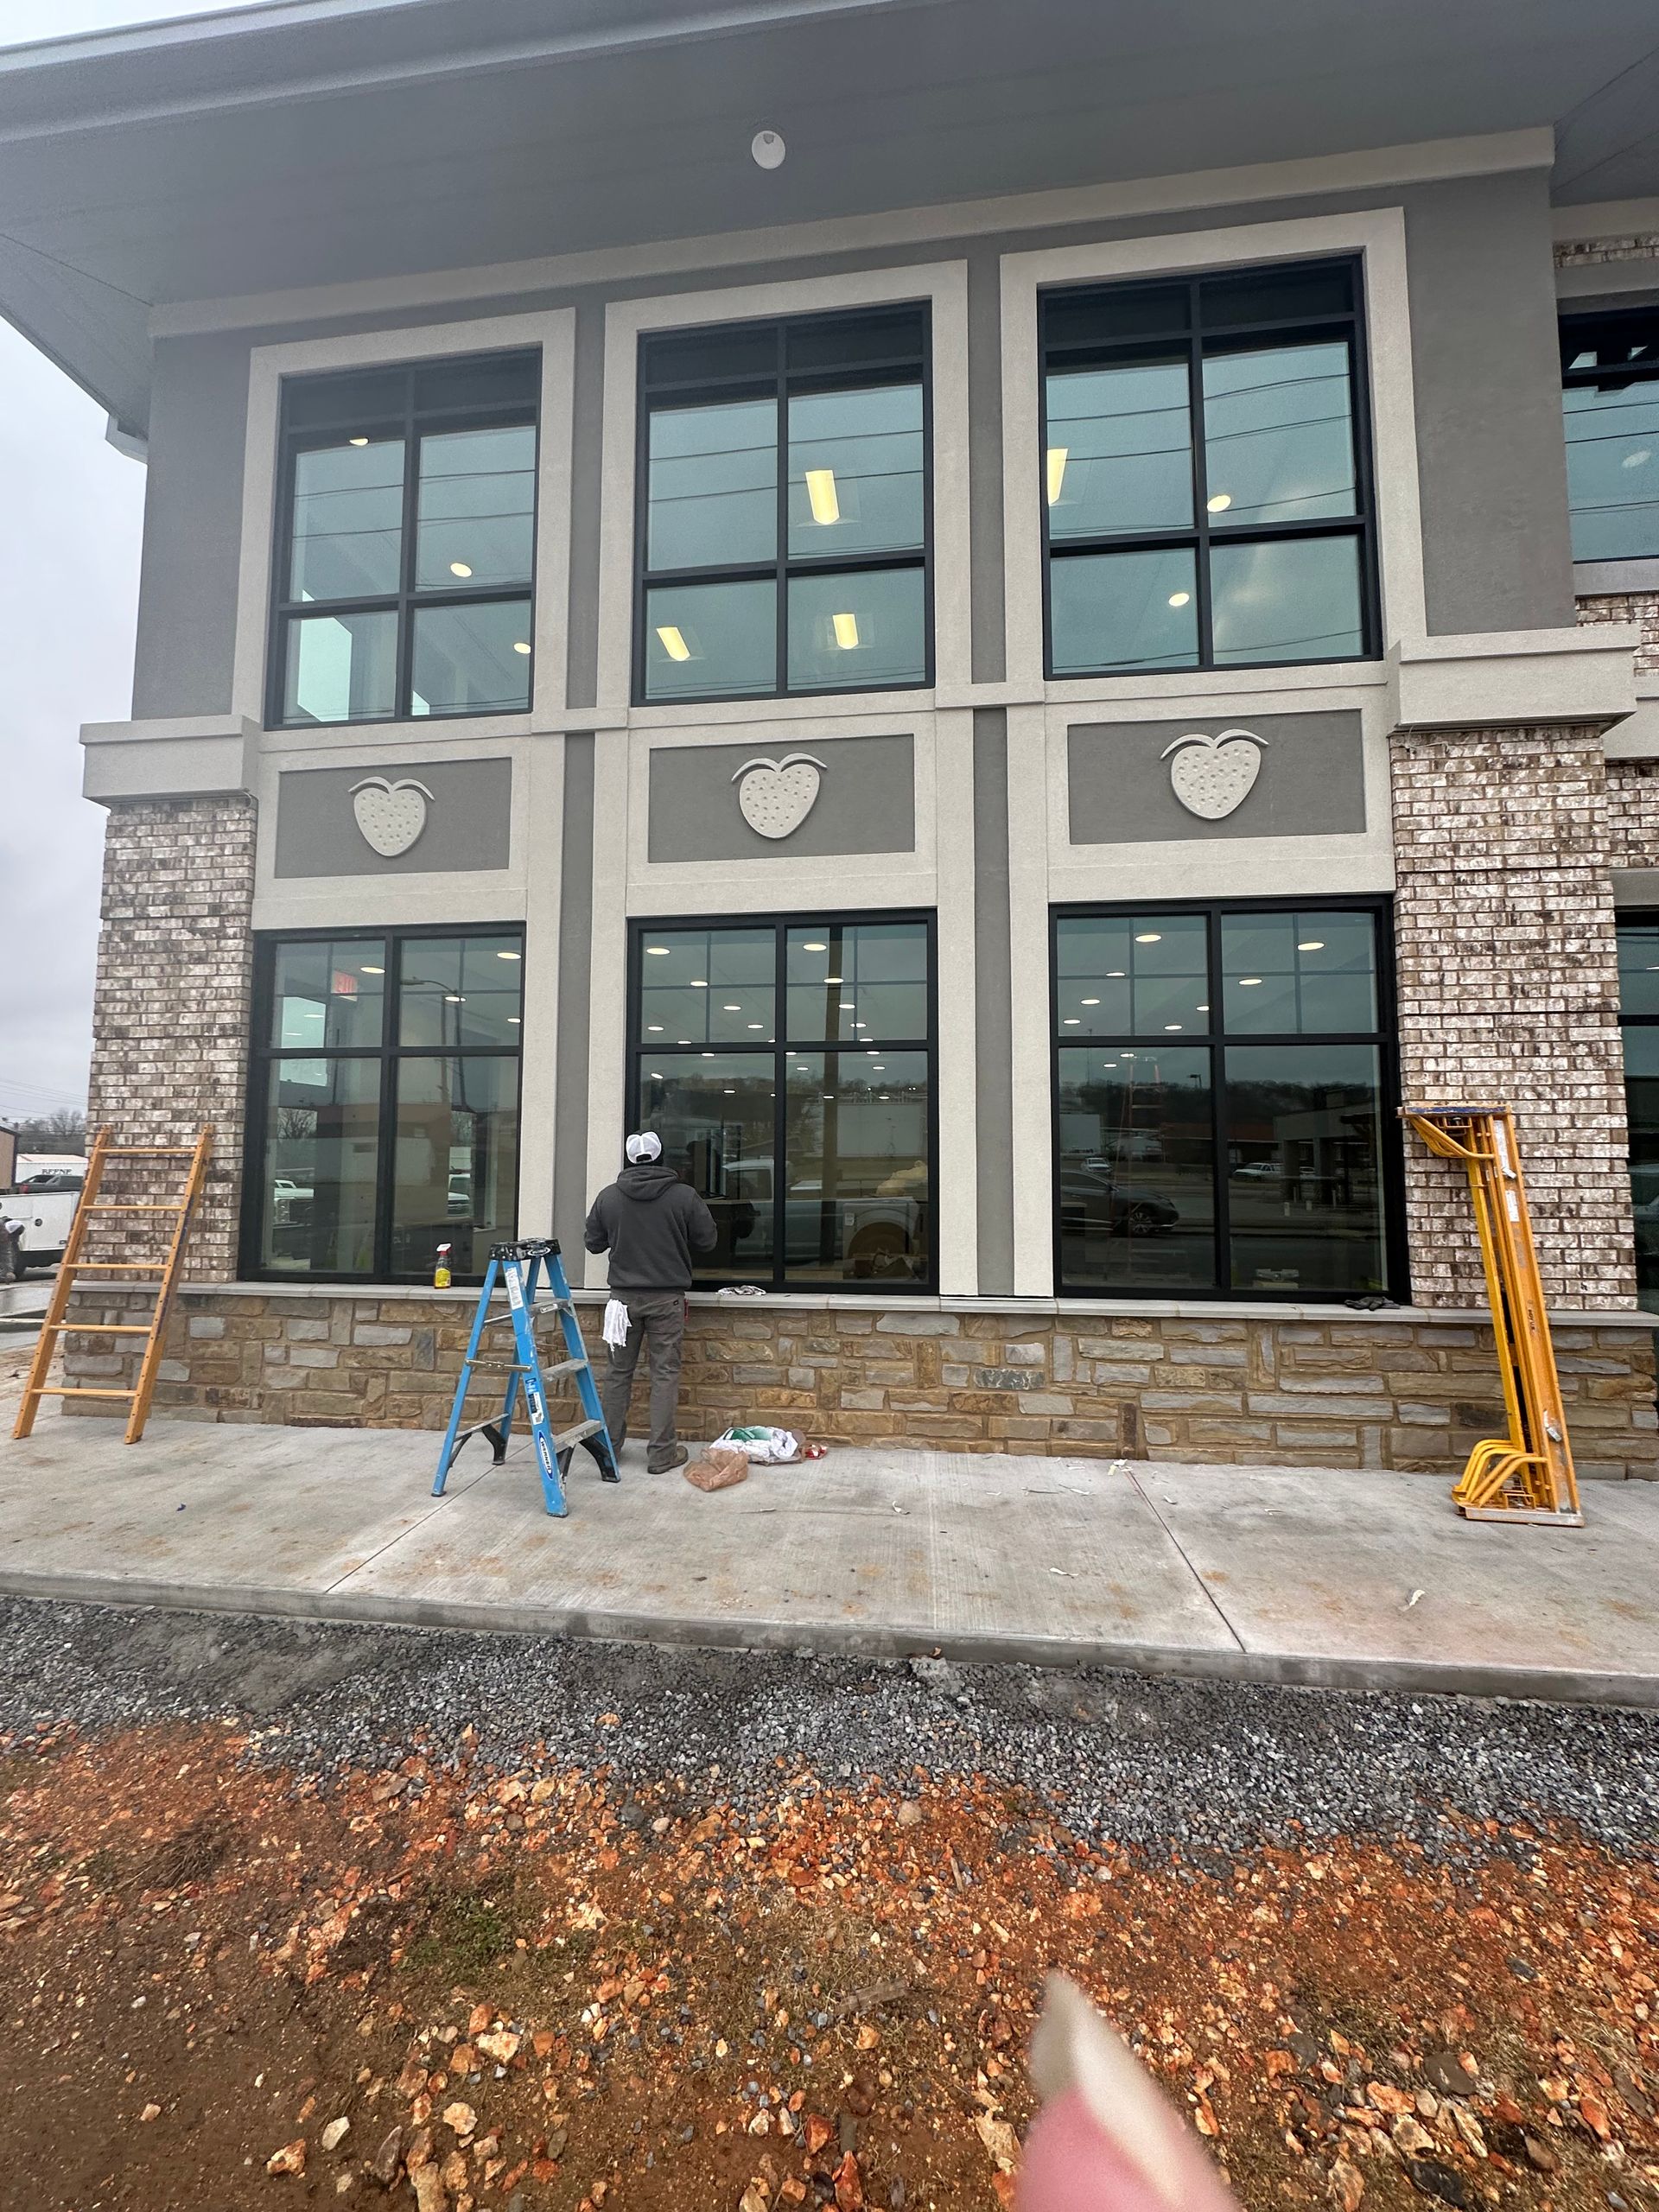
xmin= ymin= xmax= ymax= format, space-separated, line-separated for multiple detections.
xmin=84 ymin=796 xmax=257 ymax=1281
xmin=1388 ymin=724 xmax=1634 ymax=1309
xmin=56 ymin=1288 xmax=1659 ymax=1479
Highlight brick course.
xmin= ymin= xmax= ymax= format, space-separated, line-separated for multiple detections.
xmin=1388 ymin=724 xmax=1634 ymax=1310
xmin=86 ymin=796 xmax=257 ymax=1281
xmin=57 ymin=1289 xmax=1659 ymax=1480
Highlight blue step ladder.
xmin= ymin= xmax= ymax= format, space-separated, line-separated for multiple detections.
xmin=431 ymin=1237 xmax=619 ymax=1516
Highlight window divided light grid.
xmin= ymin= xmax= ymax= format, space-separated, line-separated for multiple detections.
xmin=269 ymin=350 xmax=541 ymax=728
xmin=1039 ymin=257 xmax=1380 ymax=677
xmin=1560 ymin=308 xmax=1659 ymax=565
xmin=1051 ymin=901 xmax=1402 ymax=1300
xmin=635 ymin=307 xmax=932 ymax=703
xmin=628 ymin=915 xmax=936 ymax=1288
xmin=245 ymin=928 xmax=524 ymax=1283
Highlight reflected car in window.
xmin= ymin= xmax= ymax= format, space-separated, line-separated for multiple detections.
xmin=1058 ymin=1169 xmax=1178 ymax=1237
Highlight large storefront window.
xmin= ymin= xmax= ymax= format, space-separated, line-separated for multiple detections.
xmin=1052 ymin=903 xmax=1399 ymax=1298
xmin=270 ymin=350 xmax=540 ymax=728
xmin=1040 ymin=259 xmax=1377 ymax=675
xmin=1617 ymin=916 xmax=1659 ymax=1313
xmin=1561 ymin=309 xmax=1659 ymax=564
xmin=246 ymin=929 xmax=522 ymax=1281
xmin=629 ymin=915 xmax=933 ymax=1287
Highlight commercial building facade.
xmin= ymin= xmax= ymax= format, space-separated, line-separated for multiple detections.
xmin=9 ymin=0 xmax=1659 ymax=1469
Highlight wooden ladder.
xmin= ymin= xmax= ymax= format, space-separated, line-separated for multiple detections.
xmin=12 ymin=1124 xmax=214 ymax=1446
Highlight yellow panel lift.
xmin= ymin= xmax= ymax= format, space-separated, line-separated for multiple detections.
xmin=1399 ymin=1104 xmax=1581 ymax=1528
xmin=13 ymin=1124 xmax=213 ymax=1446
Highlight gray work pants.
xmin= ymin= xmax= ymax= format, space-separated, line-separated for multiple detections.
xmin=600 ymin=1291 xmax=687 ymax=1471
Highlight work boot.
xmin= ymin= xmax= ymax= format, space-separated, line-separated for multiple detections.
xmin=648 ymin=1443 xmax=690 ymax=1475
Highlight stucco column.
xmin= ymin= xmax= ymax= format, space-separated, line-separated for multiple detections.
xmin=86 ymin=793 xmax=258 ymax=1282
xmin=1388 ymin=722 xmax=1634 ymax=1309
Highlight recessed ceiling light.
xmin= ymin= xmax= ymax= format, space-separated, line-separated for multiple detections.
xmin=723 ymin=1003 xmax=741 ymax=1011
xmin=348 ymin=435 xmax=369 ymax=448
xmin=1046 ymin=447 xmax=1068 ymax=505
xmin=1107 ymin=970 xmax=1125 ymax=978
xmin=359 ymin=964 xmax=384 ymax=975
xmin=512 ymin=640 xmax=531 ymax=655
xmin=1207 ymin=493 xmax=1232 ymax=513
xmin=1081 ymin=997 xmax=1100 ymax=1006
xmin=1297 ymin=940 xmax=1325 ymax=952
xmin=1167 ymin=591 xmax=1191 ymax=608
xmin=1196 ymin=1003 xmax=1209 ymax=1012
xmin=804 ymin=468 xmax=840 ymax=525
xmin=831 ymin=611 xmax=861 ymax=651
xmin=497 ymin=950 xmax=521 ymax=960
xmin=691 ymin=980 xmax=708 ymax=988
xmin=1135 ymin=933 xmax=1161 ymax=944
xmin=839 ymin=1001 xmax=855 ymax=1009
xmin=445 ymin=994 xmax=462 ymax=1003
xmin=1165 ymin=1024 xmax=1182 ymax=1032
xmin=1102 ymin=1061 xmax=1117 ymax=1068
xmin=657 ymin=625 xmax=692 ymax=662
xmin=645 ymin=945 xmax=670 ymax=957
xmin=450 ymin=562 xmax=473 ymax=578
xmin=647 ymin=1024 xmax=663 ymax=1032
xmin=748 ymin=1023 xmax=763 ymax=1030
xmin=702 ymin=1051 xmax=714 ymax=1058
xmin=1624 ymin=449 xmax=1652 ymax=468
xmin=723 ymin=1088 xmax=735 ymax=1095
xmin=802 ymin=941 xmax=827 ymax=950
xmin=824 ymin=975 xmax=842 ymax=983
xmin=1239 ymin=976 xmax=1262 ymax=987
xmin=1063 ymin=1017 xmax=1080 ymax=1026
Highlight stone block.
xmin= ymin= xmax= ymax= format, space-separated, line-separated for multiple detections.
xmin=874 ymin=1313 xmax=961 ymax=1335
xmin=187 ymin=1316 xmax=226 ymax=1339
xmin=353 ymin=1324 xmax=414 ymax=1346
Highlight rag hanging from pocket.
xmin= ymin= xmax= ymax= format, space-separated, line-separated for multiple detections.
xmin=601 ymin=1298 xmax=631 ymax=1349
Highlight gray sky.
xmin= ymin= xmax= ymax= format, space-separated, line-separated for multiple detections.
xmin=0 ymin=0 xmax=268 ymax=1130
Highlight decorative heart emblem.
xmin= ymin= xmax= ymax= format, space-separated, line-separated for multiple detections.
xmin=731 ymin=752 xmax=827 ymax=840
xmin=349 ymin=775 xmax=434 ymax=858
xmin=1160 ymin=728 xmax=1268 ymax=821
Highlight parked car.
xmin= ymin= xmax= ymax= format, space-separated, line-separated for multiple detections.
xmin=2 ymin=1172 xmax=83 ymax=1272
xmin=1231 ymin=1160 xmax=1284 ymax=1180
xmin=712 ymin=1158 xmax=928 ymax=1278
xmin=1058 ymin=1169 xmax=1178 ymax=1237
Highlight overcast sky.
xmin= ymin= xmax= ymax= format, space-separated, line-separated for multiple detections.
xmin=0 ymin=0 xmax=268 ymax=1131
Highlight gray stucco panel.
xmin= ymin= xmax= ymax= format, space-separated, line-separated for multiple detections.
xmin=646 ymin=734 xmax=915 ymax=863
xmin=1068 ymin=711 xmax=1366 ymax=845
xmin=273 ymin=757 xmax=512 ymax=876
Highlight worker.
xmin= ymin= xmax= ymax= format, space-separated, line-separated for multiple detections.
xmin=584 ymin=1131 xmax=717 ymax=1475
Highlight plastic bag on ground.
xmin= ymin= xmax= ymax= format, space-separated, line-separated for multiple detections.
xmin=684 ymin=1446 xmax=748 ymax=1491
xmin=713 ymin=1425 xmax=804 ymax=1464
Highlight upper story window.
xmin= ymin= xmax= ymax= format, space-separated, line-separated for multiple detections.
xmin=1561 ymin=308 xmax=1659 ymax=564
xmin=270 ymin=351 xmax=540 ymax=728
xmin=636 ymin=307 xmax=931 ymax=704
xmin=1040 ymin=259 xmax=1377 ymax=677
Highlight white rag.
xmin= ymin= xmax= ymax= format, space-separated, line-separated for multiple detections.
xmin=601 ymin=1298 xmax=631 ymax=1349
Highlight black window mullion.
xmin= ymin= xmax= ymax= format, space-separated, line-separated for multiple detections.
xmin=774 ymin=323 xmax=789 ymax=700
xmin=395 ymin=376 xmax=420 ymax=721
xmin=372 ymin=933 xmax=402 ymax=1281
xmin=773 ymin=920 xmax=789 ymax=1289
xmin=1187 ymin=277 xmax=1213 ymax=665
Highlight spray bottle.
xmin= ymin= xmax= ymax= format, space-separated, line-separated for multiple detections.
xmin=433 ymin=1242 xmax=452 ymax=1290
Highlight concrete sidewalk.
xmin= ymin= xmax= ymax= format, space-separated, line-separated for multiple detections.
xmin=2 ymin=1414 xmax=1657 ymax=1707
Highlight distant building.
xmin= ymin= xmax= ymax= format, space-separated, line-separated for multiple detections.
xmin=3 ymin=0 xmax=1657 ymax=1471
xmin=0 ymin=1124 xmax=16 ymax=1194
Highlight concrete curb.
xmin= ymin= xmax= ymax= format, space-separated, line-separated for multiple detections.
xmin=3 ymin=1566 xmax=1656 ymax=1712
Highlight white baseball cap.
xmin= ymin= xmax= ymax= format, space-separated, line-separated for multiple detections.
xmin=626 ymin=1131 xmax=663 ymax=1164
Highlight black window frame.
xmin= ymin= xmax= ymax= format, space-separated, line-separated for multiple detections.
xmin=1039 ymin=256 xmax=1382 ymax=677
xmin=1048 ymin=895 xmax=1407 ymax=1301
xmin=266 ymin=349 xmax=543 ymax=731
xmin=242 ymin=922 xmax=525 ymax=1285
xmin=632 ymin=306 xmax=934 ymax=706
xmin=1615 ymin=907 xmax=1659 ymax=1314
xmin=1560 ymin=305 xmax=1659 ymax=566
xmin=625 ymin=909 xmax=939 ymax=1294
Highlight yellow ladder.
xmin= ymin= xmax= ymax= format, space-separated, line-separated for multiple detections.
xmin=1400 ymin=1104 xmax=1580 ymax=1527
xmin=13 ymin=1124 xmax=214 ymax=1446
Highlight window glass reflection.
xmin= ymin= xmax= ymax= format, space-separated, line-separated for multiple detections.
xmin=786 ymin=566 xmax=926 ymax=691
xmin=400 ymin=936 xmax=524 ymax=1048
xmin=1050 ymin=546 xmax=1198 ymax=675
xmin=638 ymin=927 xmax=776 ymax=1047
xmin=1056 ymin=1046 xmax=1213 ymax=1289
xmin=410 ymin=601 xmax=533 ymax=716
xmin=1209 ymin=534 xmax=1363 ymax=665
xmin=785 ymin=1051 xmax=930 ymax=1282
xmin=1224 ymin=1044 xmax=1386 ymax=1295
xmin=1201 ymin=340 xmax=1357 ymax=529
xmin=258 ymin=1057 xmax=381 ymax=1274
xmin=416 ymin=424 xmax=536 ymax=589
xmin=391 ymin=1055 xmax=518 ymax=1276
xmin=786 ymin=921 xmax=928 ymax=1044
xmin=637 ymin=1052 xmax=776 ymax=1280
xmin=289 ymin=437 xmax=404 ymax=601
xmin=1054 ymin=912 xmax=1208 ymax=1038
xmin=787 ymin=384 xmax=924 ymax=558
xmin=1618 ymin=921 xmax=1659 ymax=1020
xmin=270 ymin=940 xmax=386 ymax=1050
xmin=644 ymin=579 xmax=776 ymax=701
xmin=648 ymin=398 xmax=777 ymax=571
xmin=282 ymin=609 xmax=398 ymax=725
xmin=1220 ymin=912 xmax=1376 ymax=1033
xmin=1046 ymin=359 xmax=1192 ymax=538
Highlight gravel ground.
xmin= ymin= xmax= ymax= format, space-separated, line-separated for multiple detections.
xmin=3 ymin=1594 xmax=1657 ymax=1856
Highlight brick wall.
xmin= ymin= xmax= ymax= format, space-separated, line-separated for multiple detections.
xmin=85 ymin=796 xmax=257 ymax=1281
xmin=1555 ymin=236 xmax=1659 ymax=270
xmin=1388 ymin=725 xmax=1635 ymax=1310
xmin=1579 ymin=591 xmax=1659 ymax=677
xmin=56 ymin=1288 xmax=1659 ymax=1479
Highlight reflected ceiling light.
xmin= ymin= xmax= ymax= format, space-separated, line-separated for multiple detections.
xmin=445 ymin=994 xmax=463 ymax=1003
xmin=802 ymin=941 xmax=828 ymax=950
xmin=723 ymin=1002 xmax=741 ymax=1011
xmin=1081 ymin=997 xmax=1100 ymax=1005
xmin=1196 ymin=1003 xmax=1209 ymax=1013
xmin=508 ymin=1016 xmax=520 ymax=1025
xmin=348 ymin=436 xmax=369 ymax=447
xmin=1046 ymin=447 xmax=1068 ymax=505
xmin=1164 ymin=1024 xmax=1182 ymax=1032
xmin=804 ymin=467 xmax=841 ymax=524
xmin=702 ymin=1051 xmax=714 ymax=1058
xmin=1624 ymin=449 xmax=1652 ymax=468
xmin=512 ymin=640 xmax=531 ymax=655
xmin=450 ymin=562 xmax=474 ymax=578
xmin=1135 ymin=933 xmax=1161 ymax=944
xmin=657 ymin=625 xmax=693 ymax=661
xmin=1063 ymin=1017 xmax=1080 ymax=1026
xmin=645 ymin=945 xmax=671 ymax=956
xmin=1107 ymin=969 xmax=1125 ymax=978
xmin=678 ymin=1039 xmax=690 ymax=1044
xmin=1167 ymin=592 xmax=1191 ymax=608
xmin=691 ymin=979 xmax=709 ymax=988
xmin=1239 ymin=976 xmax=1262 ymax=987
xmin=824 ymin=975 xmax=842 ymax=983
xmin=1206 ymin=493 xmax=1232 ymax=512
xmin=1297 ymin=940 xmax=1325 ymax=952
xmin=1102 ymin=1061 xmax=1117 ymax=1068
xmin=647 ymin=1024 xmax=663 ymax=1032
xmin=873 ymin=1065 xmax=885 ymax=1071
xmin=831 ymin=611 xmax=861 ymax=651
xmin=723 ymin=1089 xmax=736 ymax=1095
xmin=839 ymin=1001 xmax=855 ymax=1009
xmin=497 ymin=950 xmax=521 ymax=960
xmin=651 ymin=1071 xmax=663 ymax=1078
xmin=1122 ymin=1051 xmax=1136 ymax=1058
xmin=360 ymin=964 xmax=385 ymax=975
xmin=748 ymin=1022 xmax=764 ymax=1030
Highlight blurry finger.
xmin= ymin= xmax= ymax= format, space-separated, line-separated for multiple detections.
xmin=1018 ymin=1974 xmax=1241 ymax=2212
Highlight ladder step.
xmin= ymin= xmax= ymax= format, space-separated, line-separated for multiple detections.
xmin=41 ymin=1322 xmax=153 ymax=1336
xmin=102 ymin=1147 xmax=199 ymax=1156
xmin=31 ymin=1387 xmax=137 ymax=1400
xmin=551 ymin=1417 xmax=607 ymax=1452
xmin=85 ymin=1204 xmax=184 ymax=1214
xmin=62 ymin=1262 xmax=166 ymax=1273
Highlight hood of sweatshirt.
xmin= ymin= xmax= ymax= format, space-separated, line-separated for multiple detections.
xmin=615 ymin=1162 xmax=682 ymax=1203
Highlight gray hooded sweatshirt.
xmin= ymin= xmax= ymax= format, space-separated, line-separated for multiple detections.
xmin=584 ymin=1163 xmax=718 ymax=1292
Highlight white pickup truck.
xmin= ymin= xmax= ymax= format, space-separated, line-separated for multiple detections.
xmin=3 ymin=1160 xmax=86 ymax=1274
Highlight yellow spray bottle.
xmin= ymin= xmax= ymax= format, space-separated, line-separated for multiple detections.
xmin=433 ymin=1242 xmax=452 ymax=1290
